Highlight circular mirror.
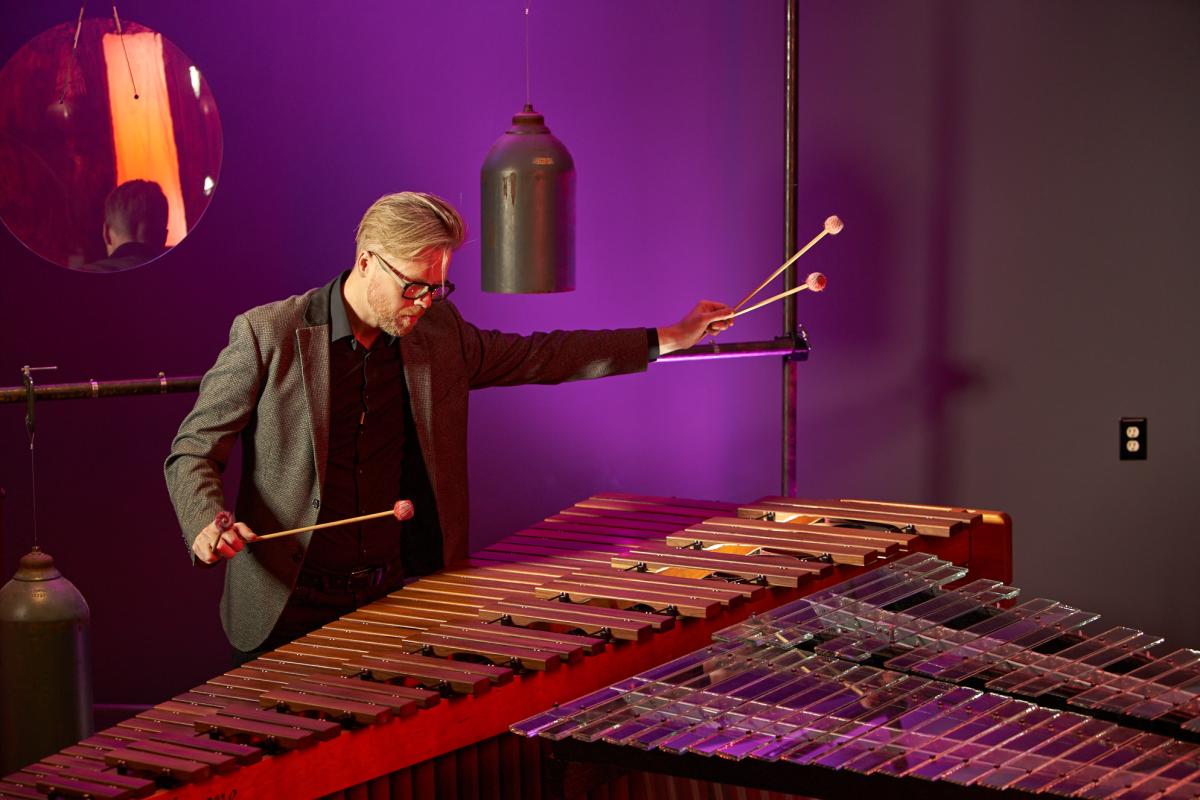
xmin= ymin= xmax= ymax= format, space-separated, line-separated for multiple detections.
xmin=0 ymin=18 xmax=222 ymax=272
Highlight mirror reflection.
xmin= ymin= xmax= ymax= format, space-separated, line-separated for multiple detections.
xmin=0 ymin=18 xmax=222 ymax=272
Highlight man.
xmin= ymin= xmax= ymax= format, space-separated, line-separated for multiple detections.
xmin=165 ymin=192 xmax=733 ymax=661
xmin=83 ymin=179 xmax=170 ymax=272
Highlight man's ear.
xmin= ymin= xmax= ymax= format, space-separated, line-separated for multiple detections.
xmin=358 ymin=250 xmax=372 ymax=273
xmin=103 ymin=223 xmax=113 ymax=246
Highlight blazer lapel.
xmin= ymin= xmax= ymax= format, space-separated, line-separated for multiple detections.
xmin=296 ymin=325 xmax=330 ymax=500
xmin=401 ymin=329 xmax=436 ymax=489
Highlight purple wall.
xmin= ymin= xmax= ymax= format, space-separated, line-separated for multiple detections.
xmin=1 ymin=1 xmax=1198 ymax=710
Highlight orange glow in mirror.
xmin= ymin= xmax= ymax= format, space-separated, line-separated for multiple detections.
xmin=103 ymin=31 xmax=185 ymax=246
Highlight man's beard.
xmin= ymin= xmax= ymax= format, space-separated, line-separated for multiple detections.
xmin=367 ymin=277 xmax=422 ymax=337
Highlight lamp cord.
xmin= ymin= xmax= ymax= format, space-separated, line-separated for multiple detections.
xmin=112 ymin=3 xmax=140 ymax=99
xmin=60 ymin=4 xmax=86 ymax=106
xmin=524 ymin=1 xmax=531 ymax=107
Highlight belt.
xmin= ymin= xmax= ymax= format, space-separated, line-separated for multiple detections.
xmin=295 ymin=563 xmax=400 ymax=595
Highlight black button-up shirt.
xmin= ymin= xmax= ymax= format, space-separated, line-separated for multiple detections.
xmin=301 ymin=278 xmax=661 ymax=578
xmin=302 ymin=276 xmax=409 ymax=574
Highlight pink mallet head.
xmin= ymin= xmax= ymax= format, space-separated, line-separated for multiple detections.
xmin=824 ymin=215 xmax=843 ymax=235
xmin=393 ymin=499 xmax=415 ymax=521
xmin=214 ymin=510 xmax=235 ymax=532
xmin=806 ymin=272 xmax=827 ymax=292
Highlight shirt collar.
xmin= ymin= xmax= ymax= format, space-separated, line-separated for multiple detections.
xmin=329 ymin=271 xmax=396 ymax=348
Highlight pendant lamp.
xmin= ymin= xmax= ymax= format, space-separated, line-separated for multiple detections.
xmin=480 ymin=4 xmax=575 ymax=293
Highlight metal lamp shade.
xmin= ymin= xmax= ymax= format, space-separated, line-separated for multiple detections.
xmin=481 ymin=105 xmax=575 ymax=293
xmin=0 ymin=548 xmax=93 ymax=774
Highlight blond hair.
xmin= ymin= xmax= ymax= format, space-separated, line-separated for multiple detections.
xmin=355 ymin=192 xmax=466 ymax=261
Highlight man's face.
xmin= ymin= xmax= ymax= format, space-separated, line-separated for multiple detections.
xmin=365 ymin=250 xmax=449 ymax=337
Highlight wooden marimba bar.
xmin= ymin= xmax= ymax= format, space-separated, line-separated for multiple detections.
xmin=522 ymin=554 xmax=1200 ymax=800
xmin=0 ymin=493 xmax=1011 ymax=800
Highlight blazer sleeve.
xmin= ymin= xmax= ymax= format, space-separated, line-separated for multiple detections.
xmin=446 ymin=302 xmax=651 ymax=389
xmin=164 ymin=313 xmax=266 ymax=561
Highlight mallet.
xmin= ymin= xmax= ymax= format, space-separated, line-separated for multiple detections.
xmin=731 ymin=271 xmax=827 ymax=318
xmin=731 ymin=215 xmax=842 ymax=313
xmin=211 ymin=500 xmax=415 ymax=544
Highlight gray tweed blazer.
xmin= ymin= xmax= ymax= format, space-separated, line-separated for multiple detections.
xmin=165 ymin=274 xmax=649 ymax=651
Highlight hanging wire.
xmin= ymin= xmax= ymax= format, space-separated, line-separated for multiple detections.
xmin=524 ymin=1 xmax=532 ymax=107
xmin=28 ymin=437 xmax=38 ymax=549
xmin=112 ymin=3 xmax=139 ymax=98
xmin=60 ymin=4 xmax=87 ymax=106
xmin=22 ymin=366 xmax=57 ymax=549
xmin=72 ymin=3 xmax=86 ymax=49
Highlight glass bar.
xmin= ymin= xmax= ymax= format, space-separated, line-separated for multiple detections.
xmin=822 ymin=579 xmax=1020 ymax=662
xmin=632 ymin=658 xmax=855 ymax=754
xmin=643 ymin=666 xmax=799 ymax=753
xmin=745 ymin=557 xmax=968 ymax=650
xmin=1070 ymin=649 xmax=1200 ymax=711
xmin=940 ymin=705 xmax=1099 ymax=786
xmin=637 ymin=640 xmax=748 ymax=682
xmin=686 ymin=670 xmax=843 ymax=757
xmin=892 ymin=700 xmax=1045 ymax=782
xmin=910 ymin=603 xmax=1077 ymax=677
xmin=882 ymin=705 xmax=1055 ymax=779
xmin=760 ymin=563 xmax=917 ymax=624
xmin=920 ymin=607 xmax=1098 ymax=683
xmin=744 ymin=669 xmax=907 ymax=762
xmin=712 ymin=665 xmax=881 ymax=760
xmin=985 ymin=625 xmax=1143 ymax=692
xmin=965 ymin=712 xmax=1093 ymax=790
xmin=768 ymin=572 xmax=919 ymax=633
xmin=511 ymin=682 xmax=639 ymax=737
xmin=1037 ymin=726 xmax=1148 ymax=796
xmin=1002 ymin=717 xmax=1118 ymax=791
xmin=816 ymin=579 xmax=1003 ymax=659
xmin=1011 ymin=717 xmax=1129 ymax=788
xmin=1007 ymin=630 xmax=1164 ymax=698
xmin=804 ymin=683 xmax=951 ymax=770
xmin=867 ymin=693 xmax=1027 ymax=779
xmin=833 ymin=685 xmax=980 ymax=774
xmin=1160 ymin=774 xmax=1200 ymax=799
xmin=1123 ymin=672 xmax=1200 ymax=721
xmin=1098 ymin=664 xmax=1200 ymax=716
xmin=522 ymin=641 xmax=757 ymax=740
xmin=807 ymin=564 xmax=966 ymax=626
xmin=763 ymin=554 xmax=952 ymax=628
xmin=885 ymin=597 xmax=1060 ymax=672
xmin=780 ymin=677 xmax=942 ymax=766
xmin=1052 ymin=733 xmax=1174 ymax=798
xmin=1077 ymin=740 xmax=1199 ymax=799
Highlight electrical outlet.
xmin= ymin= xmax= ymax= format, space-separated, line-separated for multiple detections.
xmin=1120 ymin=417 xmax=1146 ymax=460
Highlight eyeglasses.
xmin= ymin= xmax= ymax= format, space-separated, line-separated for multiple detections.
xmin=369 ymin=251 xmax=455 ymax=302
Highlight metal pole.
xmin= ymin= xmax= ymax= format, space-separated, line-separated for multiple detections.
xmin=783 ymin=0 xmax=800 ymax=496
xmin=0 ymin=374 xmax=201 ymax=405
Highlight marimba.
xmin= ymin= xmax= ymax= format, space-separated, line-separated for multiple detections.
xmin=0 ymin=493 xmax=1011 ymax=800
xmin=520 ymin=554 xmax=1200 ymax=799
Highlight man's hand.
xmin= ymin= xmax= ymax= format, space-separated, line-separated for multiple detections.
xmin=193 ymin=520 xmax=258 ymax=564
xmin=657 ymin=301 xmax=734 ymax=355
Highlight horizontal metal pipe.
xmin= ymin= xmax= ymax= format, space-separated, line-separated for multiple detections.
xmin=0 ymin=335 xmax=809 ymax=404
xmin=0 ymin=375 xmax=202 ymax=404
